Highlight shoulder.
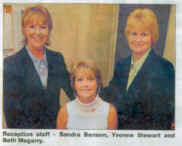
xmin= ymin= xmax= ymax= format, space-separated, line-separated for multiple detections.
xmin=109 ymin=103 xmax=117 ymax=114
xmin=114 ymin=56 xmax=130 ymax=72
xmin=65 ymin=99 xmax=77 ymax=111
xmin=99 ymin=97 xmax=117 ymax=119
xmin=150 ymin=51 xmax=174 ymax=73
xmin=4 ymin=48 xmax=27 ymax=70
xmin=116 ymin=56 xmax=130 ymax=67
xmin=46 ymin=48 xmax=66 ymax=67
xmin=46 ymin=48 xmax=64 ymax=60
xmin=46 ymin=48 xmax=67 ymax=70
xmin=4 ymin=48 xmax=25 ymax=63
xmin=100 ymin=98 xmax=115 ymax=112
xmin=66 ymin=99 xmax=76 ymax=106
xmin=59 ymin=104 xmax=67 ymax=114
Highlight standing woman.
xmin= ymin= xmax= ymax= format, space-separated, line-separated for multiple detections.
xmin=56 ymin=60 xmax=117 ymax=130
xmin=3 ymin=5 xmax=74 ymax=129
xmin=101 ymin=8 xmax=175 ymax=130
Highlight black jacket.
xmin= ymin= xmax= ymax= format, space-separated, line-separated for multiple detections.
xmin=3 ymin=47 xmax=74 ymax=129
xmin=100 ymin=50 xmax=175 ymax=130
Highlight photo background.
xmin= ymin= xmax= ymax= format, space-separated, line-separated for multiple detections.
xmin=3 ymin=3 xmax=175 ymax=128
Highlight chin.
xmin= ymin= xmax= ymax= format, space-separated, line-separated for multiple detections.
xmin=132 ymin=49 xmax=149 ymax=55
xmin=34 ymin=45 xmax=45 ymax=50
xmin=79 ymin=94 xmax=96 ymax=99
xmin=82 ymin=95 xmax=95 ymax=99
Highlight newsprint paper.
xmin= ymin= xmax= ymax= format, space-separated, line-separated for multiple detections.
xmin=0 ymin=0 xmax=181 ymax=146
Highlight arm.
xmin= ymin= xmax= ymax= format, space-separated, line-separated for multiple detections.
xmin=56 ymin=104 xmax=68 ymax=129
xmin=142 ymin=61 xmax=175 ymax=130
xmin=167 ymin=62 xmax=175 ymax=129
xmin=3 ymin=58 xmax=27 ymax=128
xmin=100 ymin=63 xmax=123 ymax=103
xmin=57 ymin=54 xmax=74 ymax=100
xmin=169 ymin=63 xmax=175 ymax=125
xmin=107 ymin=104 xmax=118 ymax=130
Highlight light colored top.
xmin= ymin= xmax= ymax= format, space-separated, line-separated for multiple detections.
xmin=66 ymin=95 xmax=110 ymax=130
xmin=127 ymin=49 xmax=151 ymax=90
xmin=26 ymin=46 xmax=48 ymax=88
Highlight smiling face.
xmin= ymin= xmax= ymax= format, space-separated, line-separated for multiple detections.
xmin=127 ymin=24 xmax=152 ymax=61
xmin=74 ymin=67 xmax=98 ymax=104
xmin=23 ymin=13 xmax=49 ymax=51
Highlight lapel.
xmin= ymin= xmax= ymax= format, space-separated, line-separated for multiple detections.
xmin=46 ymin=49 xmax=54 ymax=89
xmin=22 ymin=46 xmax=45 ymax=90
xmin=127 ymin=50 xmax=154 ymax=93
xmin=121 ymin=57 xmax=131 ymax=92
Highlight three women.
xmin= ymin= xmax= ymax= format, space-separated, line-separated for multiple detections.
xmin=3 ymin=5 xmax=174 ymax=130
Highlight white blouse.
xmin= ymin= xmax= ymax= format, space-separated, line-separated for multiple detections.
xmin=66 ymin=95 xmax=110 ymax=130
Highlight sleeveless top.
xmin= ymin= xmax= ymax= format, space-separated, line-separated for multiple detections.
xmin=66 ymin=95 xmax=110 ymax=130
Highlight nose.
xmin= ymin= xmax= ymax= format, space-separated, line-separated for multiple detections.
xmin=135 ymin=35 xmax=142 ymax=42
xmin=35 ymin=27 xmax=41 ymax=35
xmin=81 ymin=80 xmax=89 ymax=87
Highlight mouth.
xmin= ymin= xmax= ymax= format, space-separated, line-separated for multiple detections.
xmin=31 ymin=35 xmax=44 ymax=41
xmin=80 ymin=89 xmax=92 ymax=92
xmin=133 ymin=42 xmax=146 ymax=46
xmin=133 ymin=44 xmax=146 ymax=48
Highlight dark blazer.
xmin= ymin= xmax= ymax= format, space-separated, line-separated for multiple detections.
xmin=3 ymin=46 xmax=74 ymax=129
xmin=100 ymin=50 xmax=175 ymax=130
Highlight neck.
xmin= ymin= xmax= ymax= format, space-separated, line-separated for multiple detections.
xmin=133 ymin=54 xmax=143 ymax=62
xmin=78 ymin=95 xmax=97 ymax=104
xmin=76 ymin=95 xmax=100 ymax=112
xmin=28 ymin=45 xmax=45 ymax=59
xmin=132 ymin=49 xmax=150 ymax=62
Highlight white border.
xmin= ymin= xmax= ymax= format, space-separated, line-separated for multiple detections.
xmin=1 ymin=0 xmax=178 ymax=4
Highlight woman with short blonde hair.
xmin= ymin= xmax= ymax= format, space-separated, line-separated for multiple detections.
xmin=57 ymin=59 xmax=118 ymax=130
xmin=125 ymin=8 xmax=159 ymax=45
xmin=70 ymin=59 xmax=102 ymax=96
xmin=102 ymin=8 xmax=175 ymax=130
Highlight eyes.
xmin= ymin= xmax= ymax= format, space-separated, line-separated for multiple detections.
xmin=130 ymin=32 xmax=149 ymax=37
xmin=40 ymin=25 xmax=48 ymax=29
xmin=141 ymin=32 xmax=148 ymax=37
xmin=27 ymin=24 xmax=48 ymax=30
xmin=76 ymin=76 xmax=95 ymax=82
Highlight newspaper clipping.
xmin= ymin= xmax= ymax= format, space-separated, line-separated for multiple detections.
xmin=0 ymin=0 xmax=181 ymax=146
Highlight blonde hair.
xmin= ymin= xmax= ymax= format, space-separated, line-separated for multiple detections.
xmin=70 ymin=59 xmax=102 ymax=95
xmin=125 ymin=8 xmax=159 ymax=45
xmin=22 ymin=5 xmax=53 ymax=46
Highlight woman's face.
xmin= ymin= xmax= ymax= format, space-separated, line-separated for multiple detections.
xmin=74 ymin=67 xmax=98 ymax=103
xmin=23 ymin=13 xmax=49 ymax=51
xmin=127 ymin=24 xmax=152 ymax=59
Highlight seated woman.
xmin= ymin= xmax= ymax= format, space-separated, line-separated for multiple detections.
xmin=56 ymin=60 xmax=117 ymax=130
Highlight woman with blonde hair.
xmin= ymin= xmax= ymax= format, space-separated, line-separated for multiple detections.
xmin=57 ymin=59 xmax=117 ymax=129
xmin=3 ymin=5 xmax=73 ymax=128
xmin=101 ymin=8 xmax=175 ymax=130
